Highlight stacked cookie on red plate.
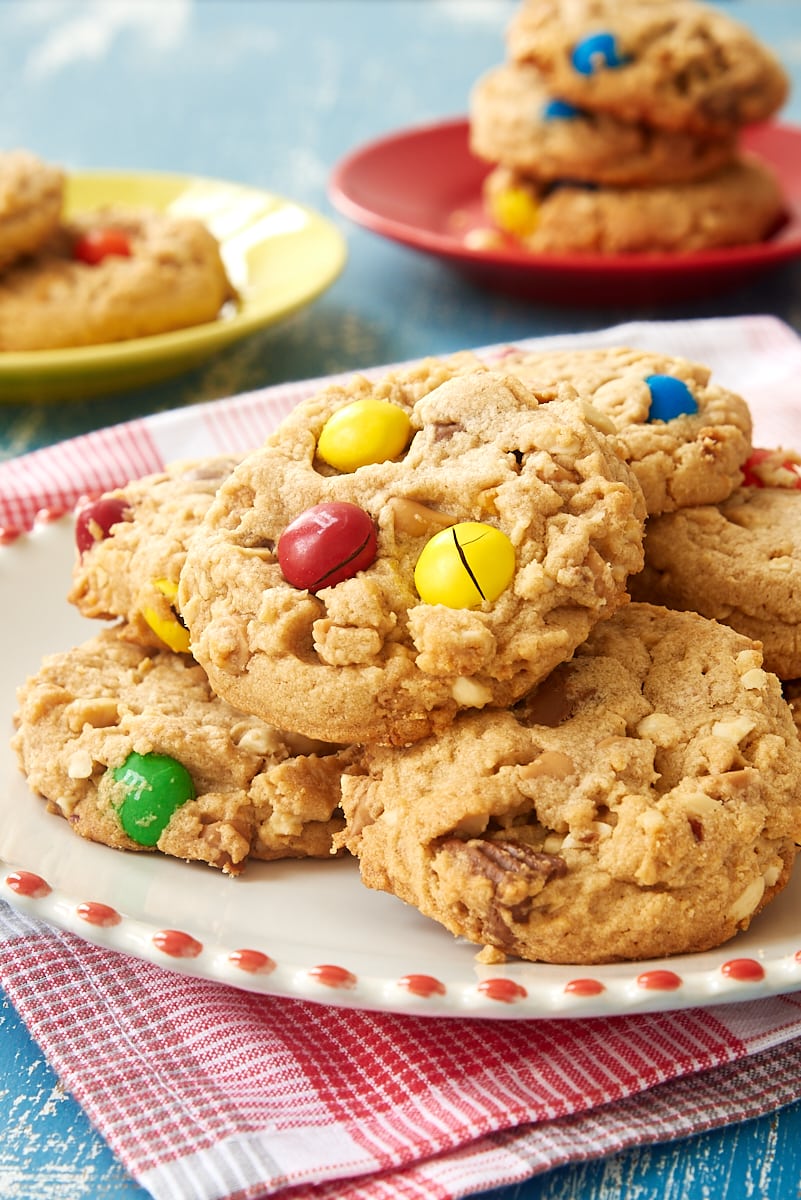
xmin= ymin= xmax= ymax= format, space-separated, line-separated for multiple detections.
xmin=468 ymin=0 xmax=789 ymax=254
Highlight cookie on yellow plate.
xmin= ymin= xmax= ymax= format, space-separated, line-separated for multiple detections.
xmin=0 ymin=149 xmax=64 ymax=270
xmin=0 ymin=204 xmax=236 ymax=350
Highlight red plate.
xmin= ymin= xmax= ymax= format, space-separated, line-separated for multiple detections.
xmin=329 ymin=118 xmax=801 ymax=305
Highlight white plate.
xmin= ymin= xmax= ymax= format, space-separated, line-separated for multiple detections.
xmin=2 ymin=515 xmax=801 ymax=1019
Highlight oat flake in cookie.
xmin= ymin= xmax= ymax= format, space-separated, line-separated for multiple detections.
xmin=179 ymin=360 xmax=646 ymax=746
xmin=12 ymin=632 xmax=354 ymax=874
xmin=506 ymin=0 xmax=789 ymax=137
xmin=495 ymin=346 xmax=752 ymax=515
xmin=69 ymin=456 xmax=243 ymax=653
xmin=337 ymin=605 xmax=801 ymax=964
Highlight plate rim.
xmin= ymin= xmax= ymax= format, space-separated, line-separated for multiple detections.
xmin=2 ymin=515 xmax=801 ymax=1021
xmin=328 ymin=116 xmax=801 ymax=278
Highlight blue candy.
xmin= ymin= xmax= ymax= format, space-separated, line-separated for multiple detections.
xmin=571 ymin=31 xmax=626 ymax=75
xmin=645 ymin=375 xmax=698 ymax=422
xmin=542 ymin=97 xmax=581 ymax=121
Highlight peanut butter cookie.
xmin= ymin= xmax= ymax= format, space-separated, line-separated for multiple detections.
xmin=506 ymin=0 xmax=789 ymax=136
xmin=0 ymin=205 xmax=235 ymax=350
xmin=0 ymin=149 xmax=64 ymax=270
xmin=482 ymin=156 xmax=785 ymax=256
xmin=495 ymin=345 xmax=752 ymax=514
xmin=179 ymin=360 xmax=646 ymax=746
xmin=13 ymin=632 xmax=353 ymax=874
xmin=69 ymin=456 xmax=242 ymax=653
xmin=338 ymin=604 xmax=801 ymax=963
xmin=630 ymin=457 xmax=801 ymax=678
xmin=470 ymin=62 xmax=737 ymax=186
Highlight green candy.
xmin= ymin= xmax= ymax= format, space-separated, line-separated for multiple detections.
xmin=112 ymin=751 xmax=196 ymax=847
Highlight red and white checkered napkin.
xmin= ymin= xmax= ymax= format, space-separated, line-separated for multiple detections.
xmin=2 ymin=314 xmax=801 ymax=1200
xmin=2 ymin=903 xmax=801 ymax=1200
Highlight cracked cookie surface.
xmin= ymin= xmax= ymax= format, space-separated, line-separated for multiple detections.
xmin=179 ymin=360 xmax=646 ymax=746
xmin=337 ymin=604 xmax=801 ymax=963
xmin=13 ymin=632 xmax=353 ymax=874
xmin=494 ymin=345 xmax=752 ymax=515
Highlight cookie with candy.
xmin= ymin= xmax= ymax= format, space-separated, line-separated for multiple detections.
xmin=12 ymin=631 xmax=354 ymax=873
xmin=468 ymin=0 xmax=789 ymax=256
xmin=178 ymin=359 xmax=646 ymax=746
xmin=69 ymin=456 xmax=243 ymax=652
xmin=495 ymin=345 xmax=753 ymax=515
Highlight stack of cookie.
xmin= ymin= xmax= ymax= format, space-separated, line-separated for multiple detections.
xmin=12 ymin=350 xmax=801 ymax=965
xmin=468 ymin=0 xmax=789 ymax=254
xmin=0 ymin=148 xmax=234 ymax=350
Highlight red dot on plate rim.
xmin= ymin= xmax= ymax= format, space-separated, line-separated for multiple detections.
xmin=308 ymin=963 xmax=357 ymax=989
xmin=721 ymin=957 xmax=765 ymax=982
xmin=228 ymin=948 xmax=275 ymax=975
xmin=397 ymin=973 xmax=446 ymax=998
xmin=5 ymin=870 xmax=51 ymax=899
xmin=152 ymin=929 xmax=203 ymax=959
xmin=564 ymin=977 xmax=606 ymax=997
xmin=76 ymin=901 xmax=121 ymax=928
xmin=636 ymin=969 xmax=683 ymax=991
xmin=477 ymin=977 xmax=528 ymax=1003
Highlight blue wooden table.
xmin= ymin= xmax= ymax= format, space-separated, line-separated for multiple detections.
xmin=1 ymin=2 xmax=801 ymax=1197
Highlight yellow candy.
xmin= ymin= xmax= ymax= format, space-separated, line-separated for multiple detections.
xmin=490 ymin=187 xmax=539 ymax=238
xmin=414 ymin=522 xmax=515 ymax=609
xmin=142 ymin=578 xmax=191 ymax=653
xmin=317 ymin=399 xmax=412 ymax=473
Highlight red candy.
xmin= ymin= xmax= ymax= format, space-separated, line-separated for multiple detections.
xmin=741 ymin=448 xmax=801 ymax=489
xmin=74 ymin=495 xmax=131 ymax=555
xmin=277 ymin=501 xmax=377 ymax=592
xmin=74 ymin=228 xmax=132 ymax=265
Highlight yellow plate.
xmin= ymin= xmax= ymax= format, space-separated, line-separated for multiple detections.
xmin=0 ymin=170 xmax=347 ymax=402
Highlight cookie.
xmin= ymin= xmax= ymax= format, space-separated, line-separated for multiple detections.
xmin=469 ymin=62 xmax=737 ymax=186
xmin=0 ymin=149 xmax=64 ymax=270
xmin=337 ymin=604 xmax=801 ymax=963
xmin=178 ymin=360 xmax=646 ymax=746
xmin=68 ymin=456 xmax=242 ymax=653
xmin=494 ymin=346 xmax=752 ymax=515
xmin=482 ymin=156 xmax=785 ymax=255
xmin=12 ymin=631 xmax=354 ymax=874
xmin=784 ymin=681 xmax=801 ymax=740
xmin=0 ymin=205 xmax=236 ymax=351
xmin=506 ymin=0 xmax=789 ymax=136
xmin=629 ymin=462 xmax=801 ymax=679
